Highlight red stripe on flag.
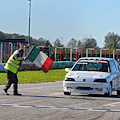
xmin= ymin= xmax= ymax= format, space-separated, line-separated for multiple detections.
xmin=41 ymin=57 xmax=54 ymax=73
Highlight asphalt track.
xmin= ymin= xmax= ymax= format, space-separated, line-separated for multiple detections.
xmin=0 ymin=81 xmax=120 ymax=120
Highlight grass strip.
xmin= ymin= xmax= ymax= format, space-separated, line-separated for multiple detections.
xmin=0 ymin=69 xmax=67 ymax=85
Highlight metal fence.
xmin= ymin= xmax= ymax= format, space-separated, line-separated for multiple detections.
xmin=0 ymin=42 xmax=120 ymax=63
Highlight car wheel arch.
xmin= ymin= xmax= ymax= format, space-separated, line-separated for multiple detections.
xmin=110 ymin=81 xmax=112 ymax=86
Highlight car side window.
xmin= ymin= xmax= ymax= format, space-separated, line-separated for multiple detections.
xmin=110 ymin=61 xmax=117 ymax=73
xmin=114 ymin=60 xmax=120 ymax=72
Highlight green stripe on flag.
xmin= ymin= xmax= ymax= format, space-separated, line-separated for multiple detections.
xmin=27 ymin=46 xmax=40 ymax=62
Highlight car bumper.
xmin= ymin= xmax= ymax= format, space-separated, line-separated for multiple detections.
xmin=63 ymin=81 xmax=110 ymax=94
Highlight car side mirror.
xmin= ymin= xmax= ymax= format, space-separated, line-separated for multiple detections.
xmin=65 ymin=68 xmax=70 ymax=72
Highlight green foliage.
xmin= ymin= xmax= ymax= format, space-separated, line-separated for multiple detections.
xmin=53 ymin=38 xmax=64 ymax=47
xmin=0 ymin=31 xmax=6 ymax=39
xmin=67 ymin=38 xmax=77 ymax=48
xmin=104 ymin=32 xmax=120 ymax=49
xmin=67 ymin=37 xmax=97 ymax=48
xmin=0 ymin=31 xmax=52 ymax=46
xmin=77 ymin=40 xmax=82 ymax=48
xmin=82 ymin=37 xmax=97 ymax=48
xmin=2 ymin=30 xmax=120 ymax=49
xmin=0 ymin=69 xmax=67 ymax=85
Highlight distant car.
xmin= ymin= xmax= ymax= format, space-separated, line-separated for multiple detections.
xmin=63 ymin=57 xmax=120 ymax=96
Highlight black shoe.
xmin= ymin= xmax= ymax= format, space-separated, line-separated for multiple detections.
xmin=3 ymin=89 xmax=9 ymax=95
xmin=13 ymin=93 xmax=22 ymax=96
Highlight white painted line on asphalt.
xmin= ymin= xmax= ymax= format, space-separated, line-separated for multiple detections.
xmin=0 ymin=99 xmax=10 ymax=102
xmin=0 ymin=104 xmax=120 ymax=112
xmin=103 ymin=102 xmax=120 ymax=107
xmin=49 ymin=92 xmax=63 ymax=96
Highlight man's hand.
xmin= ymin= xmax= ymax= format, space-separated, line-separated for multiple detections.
xmin=24 ymin=57 xmax=27 ymax=61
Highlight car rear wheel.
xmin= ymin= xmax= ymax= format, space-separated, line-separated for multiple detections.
xmin=64 ymin=92 xmax=71 ymax=95
xmin=117 ymin=90 xmax=120 ymax=95
xmin=105 ymin=83 xmax=112 ymax=97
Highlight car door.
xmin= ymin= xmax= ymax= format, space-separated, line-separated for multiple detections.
xmin=113 ymin=60 xmax=120 ymax=89
xmin=110 ymin=60 xmax=119 ymax=90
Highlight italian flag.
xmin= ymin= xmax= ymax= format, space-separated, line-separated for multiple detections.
xmin=27 ymin=46 xmax=54 ymax=73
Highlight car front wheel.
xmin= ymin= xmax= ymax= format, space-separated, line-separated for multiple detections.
xmin=105 ymin=83 xmax=112 ymax=97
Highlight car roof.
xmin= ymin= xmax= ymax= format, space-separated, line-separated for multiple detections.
xmin=79 ymin=57 xmax=114 ymax=61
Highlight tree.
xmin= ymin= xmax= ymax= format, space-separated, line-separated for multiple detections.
xmin=45 ymin=40 xmax=52 ymax=47
xmin=82 ymin=37 xmax=97 ymax=48
xmin=0 ymin=31 xmax=6 ymax=39
xmin=0 ymin=31 xmax=53 ymax=46
xmin=77 ymin=40 xmax=82 ymax=48
xmin=104 ymin=32 xmax=120 ymax=49
xmin=53 ymin=38 xmax=64 ymax=47
xmin=67 ymin=38 xmax=77 ymax=48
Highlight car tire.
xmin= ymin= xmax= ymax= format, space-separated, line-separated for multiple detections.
xmin=104 ymin=83 xmax=112 ymax=97
xmin=117 ymin=90 xmax=120 ymax=95
xmin=64 ymin=92 xmax=71 ymax=95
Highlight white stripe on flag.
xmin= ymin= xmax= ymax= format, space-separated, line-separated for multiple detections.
xmin=33 ymin=51 xmax=48 ymax=68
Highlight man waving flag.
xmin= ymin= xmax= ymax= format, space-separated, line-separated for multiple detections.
xmin=27 ymin=46 xmax=54 ymax=73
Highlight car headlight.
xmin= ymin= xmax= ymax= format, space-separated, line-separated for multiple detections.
xmin=94 ymin=79 xmax=107 ymax=83
xmin=64 ymin=77 xmax=75 ymax=81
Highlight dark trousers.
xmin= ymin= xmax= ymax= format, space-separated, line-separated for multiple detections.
xmin=4 ymin=70 xmax=18 ymax=94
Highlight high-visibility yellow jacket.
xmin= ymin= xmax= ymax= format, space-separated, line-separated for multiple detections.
xmin=4 ymin=51 xmax=21 ymax=74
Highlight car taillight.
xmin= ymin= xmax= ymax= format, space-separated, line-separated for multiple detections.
xmin=94 ymin=79 xmax=107 ymax=83
xmin=64 ymin=78 xmax=75 ymax=81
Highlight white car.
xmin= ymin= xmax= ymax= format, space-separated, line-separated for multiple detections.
xmin=63 ymin=57 xmax=120 ymax=96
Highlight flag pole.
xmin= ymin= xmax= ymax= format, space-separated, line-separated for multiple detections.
xmin=28 ymin=0 xmax=31 ymax=45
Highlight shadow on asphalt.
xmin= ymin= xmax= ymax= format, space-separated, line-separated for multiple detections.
xmin=20 ymin=93 xmax=120 ymax=102
xmin=70 ymin=94 xmax=120 ymax=100
xmin=22 ymin=95 xmax=66 ymax=99
xmin=75 ymin=94 xmax=120 ymax=98
xmin=1 ymin=92 xmax=120 ymax=102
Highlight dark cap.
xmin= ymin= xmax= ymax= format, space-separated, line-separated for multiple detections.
xmin=18 ymin=48 xmax=24 ymax=52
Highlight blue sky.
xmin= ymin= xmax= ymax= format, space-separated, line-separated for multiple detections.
xmin=0 ymin=0 xmax=120 ymax=47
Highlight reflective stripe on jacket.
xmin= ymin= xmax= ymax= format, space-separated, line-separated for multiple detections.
xmin=4 ymin=51 xmax=21 ymax=73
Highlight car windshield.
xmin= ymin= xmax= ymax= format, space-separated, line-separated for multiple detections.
xmin=72 ymin=60 xmax=110 ymax=72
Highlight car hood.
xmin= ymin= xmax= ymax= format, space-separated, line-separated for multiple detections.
xmin=65 ymin=71 xmax=110 ymax=82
